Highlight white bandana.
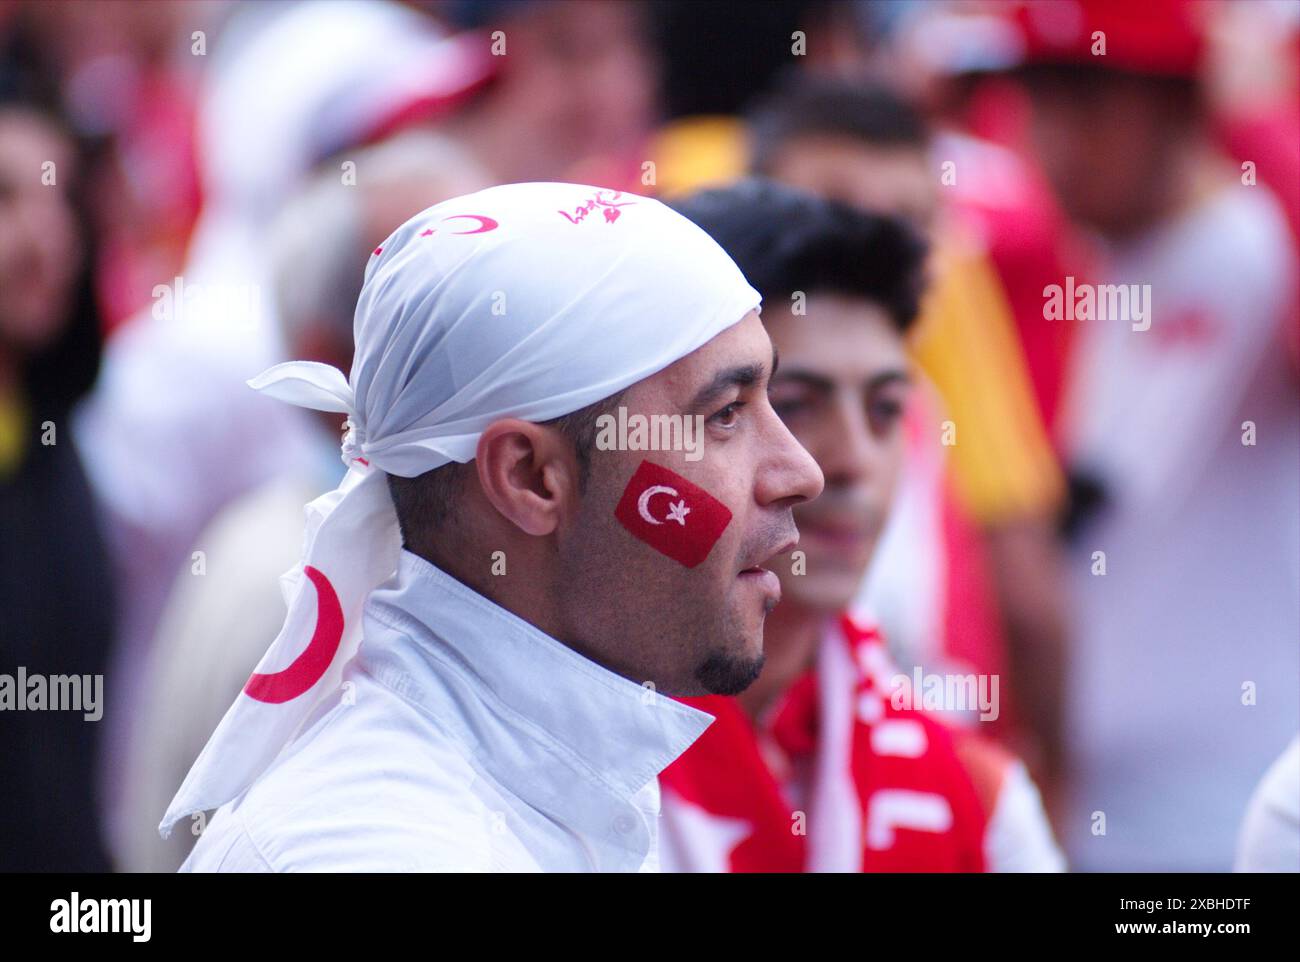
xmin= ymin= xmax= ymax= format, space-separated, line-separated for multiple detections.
xmin=160 ymin=182 xmax=760 ymax=836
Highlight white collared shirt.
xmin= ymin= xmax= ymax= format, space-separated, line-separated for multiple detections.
xmin=180 ymin=550 xmax=715 ymax=872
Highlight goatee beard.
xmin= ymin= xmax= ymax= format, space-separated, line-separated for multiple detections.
xmin=694 ymin=649 xmax=765 ymax=696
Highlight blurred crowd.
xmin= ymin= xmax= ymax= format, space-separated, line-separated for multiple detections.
xmin=0 ymin=0 xmax=1296 ymax=873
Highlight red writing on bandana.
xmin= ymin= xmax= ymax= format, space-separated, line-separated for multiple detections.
xmin=614 ymin=460 xmax=732 ymax=568
xmin=559 ymin=189 xmax=635 ymax=225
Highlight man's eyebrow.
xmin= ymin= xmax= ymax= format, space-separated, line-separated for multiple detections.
xmin=688 ymin=359 xmax=769 ymax=411
xmin=771 ymin=366 xmax=911 ymax=394
xmin=866 ymin=368 xmax=911 ymax=391
xmin=770 ymin=368 xmax=836 ymax=395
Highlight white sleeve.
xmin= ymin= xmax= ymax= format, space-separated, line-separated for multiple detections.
xmin=984 ymin=759 xmax=1068 ymax=872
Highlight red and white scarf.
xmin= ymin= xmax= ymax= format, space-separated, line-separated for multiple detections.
xmin=658 ymin=614 xmax=988 ymax=872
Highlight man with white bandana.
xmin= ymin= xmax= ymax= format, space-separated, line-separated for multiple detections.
xmin=162 ymin=181 xmax=823 ymax=872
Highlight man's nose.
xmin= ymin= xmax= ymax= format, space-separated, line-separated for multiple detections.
xmin=818 ymin=394 xmax=877 ymax=487
xmin=757 ymin=411 xmax=825 ymax=507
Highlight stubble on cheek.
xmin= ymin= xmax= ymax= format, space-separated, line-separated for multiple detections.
xmin=555 ymin=444 xmax=784 ymax=696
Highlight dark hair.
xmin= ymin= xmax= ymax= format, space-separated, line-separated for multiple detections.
xmin=649 ymin=0 xmax=837 ymax=119
xmin=386 ymin=388 xmax=626 ymax=548
xmin=749 ymin=73 xmax=929 ymax=175
xmin=0 ymin=97 xmax=105 ymax=418
xmin=670 ymin=178 xmax=928 ymax=332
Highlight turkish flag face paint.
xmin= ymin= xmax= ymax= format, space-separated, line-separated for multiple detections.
xmin=615 ymin=460 xmax=733 ymax=568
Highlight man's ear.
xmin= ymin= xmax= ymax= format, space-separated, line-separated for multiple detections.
xmin=474 ymin=419 xmax=580 ymax=537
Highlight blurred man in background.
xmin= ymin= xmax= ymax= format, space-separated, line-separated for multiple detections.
xmin=1010 ymin=0 xmax=1300 ymax=870
xmin=660 ymin=179 xmax=1064 ymax=872
xmin=431 ymin=0 xmax=658 ymax=187
xmin=746 ymin=75 xmax=1071 ymax=815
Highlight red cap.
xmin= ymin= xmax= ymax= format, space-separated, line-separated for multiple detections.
xmin=1012 ymin=0 xmax=1206 ymax=78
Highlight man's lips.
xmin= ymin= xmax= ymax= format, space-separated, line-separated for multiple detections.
xmin=737 ymin=536 xmax=797 ymax=608
xmin=737 ymin=567 xmax=782 ymax=607
xmin=738 ymin=535 xmax=798 ymax=576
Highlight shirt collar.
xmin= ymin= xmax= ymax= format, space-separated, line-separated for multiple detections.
xmin=362 ymin=549 xmax=716 ymax=806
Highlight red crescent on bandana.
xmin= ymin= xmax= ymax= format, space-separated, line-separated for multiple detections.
xmin=243 ymin=565 xmax=344 ymax=704
xmin=442 ymin=214 xmax=498 ymax=234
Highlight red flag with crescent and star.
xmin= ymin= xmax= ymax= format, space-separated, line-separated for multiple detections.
xmin=614 ymin=459 xmax=732 ymax=568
